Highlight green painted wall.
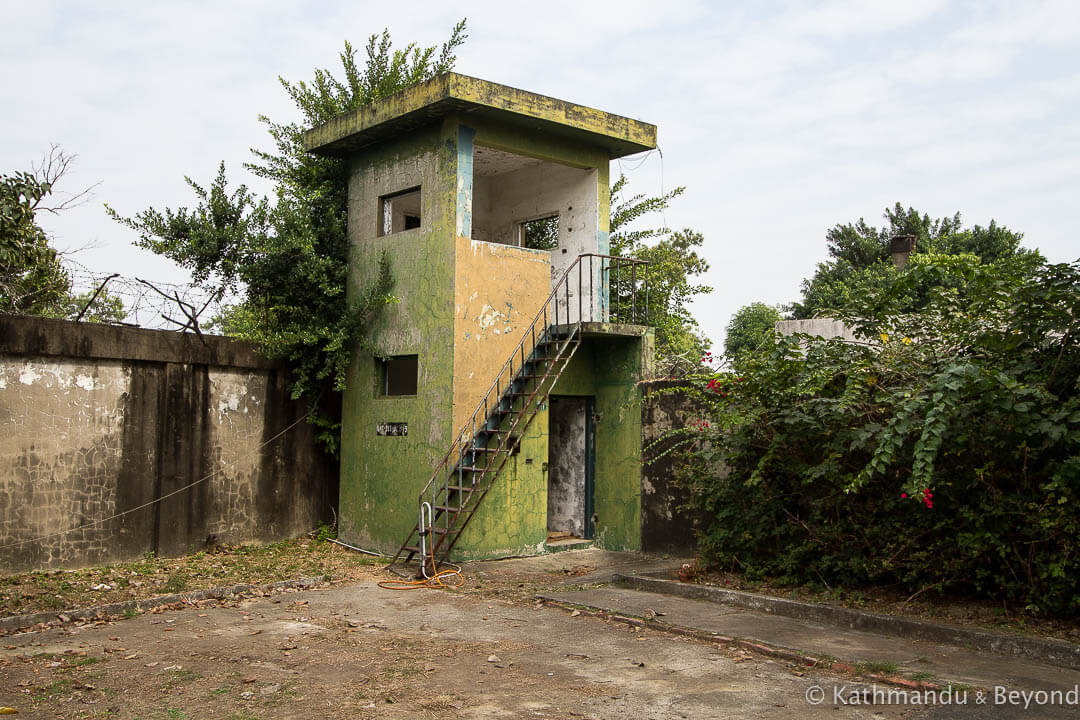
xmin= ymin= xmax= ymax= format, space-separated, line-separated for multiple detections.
xmin=551 ymin=334 xmax=647 ymax=551
xmin=451 ymin=330 xmax=650 ymax=559
xmin=337 ymin=106 xmax=649 ymax=559
xmin=339 ymin=121 xmax=461 ymax=553
xmin=453 ymin=403 xmax=550 ymax=559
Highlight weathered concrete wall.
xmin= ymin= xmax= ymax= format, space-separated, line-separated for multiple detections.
xmin=639 ymin=379 xmax=711 ymax=554
xmin=473 ymin=159 xmax=596 ymax=249
xmin=775 ymin=318 xmax=859 ymax=342
xmin=454 ymin=403 xmax=549 ymax=560
xmin=0 ymin=314 xmax=336 ymax=573
xmin=452 ymin=235 xmax=550 ymax=434
xmin=339 ymin=123 xmax=459 ymax=554
xmin=546 ymin=329 xmax=650 ymax=552
xmin=454 ymin=328 xmax=652 ymax=559
xmin=337 ymin=107 xmax=641 ymax=559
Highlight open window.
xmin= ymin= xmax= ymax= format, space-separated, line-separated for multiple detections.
xmin=378 ymin=187 xmax=421 ymax=236
xmin=469 ymin=145 xmax=594 ymax=251
xmin=380 ymin=355 xmax=418 ymax=396
xmin=520 ymin=215 xmax=559 ymax=250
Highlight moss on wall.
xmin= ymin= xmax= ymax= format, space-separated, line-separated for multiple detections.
xmin=337 ymin=108 xmax=650 ymax=559
xmin=338 ymin=122 xmax=460 ymax=553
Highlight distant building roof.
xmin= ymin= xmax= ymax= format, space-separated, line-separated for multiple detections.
xmin=302 ymin=72 xmax=657 ymax=159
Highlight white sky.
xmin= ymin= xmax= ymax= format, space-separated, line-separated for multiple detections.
xmin=2 ymin=0 xmax=1078 ymax=347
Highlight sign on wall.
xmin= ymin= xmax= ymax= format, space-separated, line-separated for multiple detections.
xmin=376 ymin=422 xmax=408 ymax=437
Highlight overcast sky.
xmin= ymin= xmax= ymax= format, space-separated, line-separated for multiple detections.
xmin=2 ymin=0 xmax=1078 ymax=346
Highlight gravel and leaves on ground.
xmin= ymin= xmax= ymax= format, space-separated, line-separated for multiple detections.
xmin=0 ymin=537 xmax=386 ymax=618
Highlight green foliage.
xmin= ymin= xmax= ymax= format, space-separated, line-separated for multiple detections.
xmin=0 ymin=169 xmax=71 ymax=314
xmin=2 ymin=149 xmax=126 ymax=322
xmin=609 ymin=175 xmax=711 ymax=373
xmin=63 ymin=287 xmax=127 ymax=323
xmin=687 ymin=253 xmax=1080 ymax=614
xmin=108 ymin=22 xmax=467 ymax=455
xmin=790 ymin=202 xmax=1034 ymax=319
xmin=724 ymin=302 xmax=781 ymax=361
xmin=521 ymin=215 xmax=559 ymax=250
xmin=163 ymin=570 xmax=188 ymax=593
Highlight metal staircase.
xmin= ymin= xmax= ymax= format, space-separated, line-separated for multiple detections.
xmin=388 ymin=252 xmax=649 ymax=578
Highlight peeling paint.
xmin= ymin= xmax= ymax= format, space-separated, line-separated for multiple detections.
xmin=334 ymin=92 xmax=652 ymax=560
xmin=18 ymin=367 xmax=41 ymax=385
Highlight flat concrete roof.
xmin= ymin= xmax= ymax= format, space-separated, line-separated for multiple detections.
xmin=302 ymin=73 xmax=657 ymax=159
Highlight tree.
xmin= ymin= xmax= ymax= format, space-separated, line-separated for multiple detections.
xmin=0 ymin=168 xmax=69 ymax=314
xmin=790 ymin=202 xmax=1035 ymax=319
xmin=723 ymin=302 xmax=781 ymax=361
xmin=609 ymin=175 xmax=711 ymax=374
xmin=686 ymin=250 xmax=1080 ymax=614
xmin=110 ymin=23 xmax=468 ymax=455
xmin=1 ymin=147 xmax=122 ymax=321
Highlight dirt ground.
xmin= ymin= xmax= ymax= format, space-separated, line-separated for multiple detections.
xmin=1 ymin=550 xmax=933 ymax=720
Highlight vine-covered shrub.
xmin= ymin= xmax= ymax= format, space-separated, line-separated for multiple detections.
xmin=687 ymin=254 xmax=1080 ymax=614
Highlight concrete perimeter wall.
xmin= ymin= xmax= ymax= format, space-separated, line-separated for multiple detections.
xmin=640 ymin=379 xmax=710 ymax=554
xmin=0 ymin=314 xmax=336 ymax=574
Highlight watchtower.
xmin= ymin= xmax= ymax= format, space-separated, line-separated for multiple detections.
xmin=304 ymin=74 xmax=657 ymax=570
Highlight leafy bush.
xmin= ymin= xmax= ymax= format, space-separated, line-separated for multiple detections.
xmin=687 ymin=253 xmax=1080 ymax=614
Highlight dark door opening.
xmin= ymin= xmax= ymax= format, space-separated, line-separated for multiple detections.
xmin=547 ymin=396 xmax=596 ymax=540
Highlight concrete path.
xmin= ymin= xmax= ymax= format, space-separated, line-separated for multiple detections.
xmin=539 ymin=580 xmax=1080 ymax=719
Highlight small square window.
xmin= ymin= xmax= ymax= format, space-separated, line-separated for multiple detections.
xmin=520 ymin=215 xmax=559 ymax=249
xmin=380 ymin=355 xmax=418 ymax=396
xmin=378 ymin=187 xmax=422 ymax=236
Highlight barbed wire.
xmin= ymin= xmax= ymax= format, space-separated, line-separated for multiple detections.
xmin=62 ymin=258 xmax=242 ymax=332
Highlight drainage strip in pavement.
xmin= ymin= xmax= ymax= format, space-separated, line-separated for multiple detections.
xmin=538 ymin=583 xmax=1080 ymax=697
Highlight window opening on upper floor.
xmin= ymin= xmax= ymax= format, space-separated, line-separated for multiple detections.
xmin=379 ymin=187 xmax=421 ymax=237
xmin=520 ymin=215 xmax=560 ymax=250
xmin=469 ymin=145 xmax=595 ymax=253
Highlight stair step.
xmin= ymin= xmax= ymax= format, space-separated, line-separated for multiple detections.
xmin=444 ymin=484 xmax=478 ymax=492
xmin=431 ymin=526 xmax=457 ymax=536
xmin=433 ymin=505 xmax=464 ymax=513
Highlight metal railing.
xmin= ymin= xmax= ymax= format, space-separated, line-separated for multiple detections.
xmin=397 ymin=253 xmax=649 ymax=573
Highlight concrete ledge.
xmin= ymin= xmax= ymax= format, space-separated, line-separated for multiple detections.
xmin=612 ymin=574 xmax=1080 ymax=671
xmin=0 ymin=313 xmax=279 ymax=369
xmin=0 ymin=576 xmax=327 ymax=635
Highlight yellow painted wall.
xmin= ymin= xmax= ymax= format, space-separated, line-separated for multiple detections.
xmin=452 ymin=235 xmax=550 ymax=436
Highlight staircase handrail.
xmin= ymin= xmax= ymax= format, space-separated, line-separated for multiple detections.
xmin=417 ymin=252 xmax=648 ymax=502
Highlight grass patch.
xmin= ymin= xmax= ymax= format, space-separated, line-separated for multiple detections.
xmin=35 ymin=678 xmax=72 ymax=698
xmin=910 ymin=670 xmax=937 ymax=682
xmin=168 ymin=669 xmax=201 ymax=683
xmin=0 ymin=537 xmax=386 ymax=616
xmin=163 ymin=570 xmax=188 ymax=594
xmin=856 ymin=660 xmax=899 ymax=675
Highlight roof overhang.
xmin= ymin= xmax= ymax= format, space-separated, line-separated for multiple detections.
xmin=302 ymin=73 xmax=657 ymax=159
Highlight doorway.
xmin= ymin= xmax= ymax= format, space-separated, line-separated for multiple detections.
xmin=547 ymin=396 xmax=596 ymax=540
